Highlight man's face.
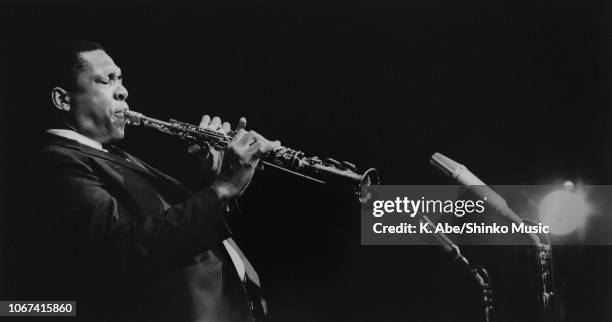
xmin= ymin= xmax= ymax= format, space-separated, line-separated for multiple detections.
xmin=69 ymin=49 xmax=129 ymax=143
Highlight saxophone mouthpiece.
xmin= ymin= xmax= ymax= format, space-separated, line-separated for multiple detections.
xmin=124 ymin=110 xmax=144 ymax=125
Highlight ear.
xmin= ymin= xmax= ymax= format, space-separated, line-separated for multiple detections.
xmin=51 ymin=87 xmax=71 ymax=112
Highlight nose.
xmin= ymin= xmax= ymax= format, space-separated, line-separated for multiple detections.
xmin=115 ymin=83 xmax=129 ymax=101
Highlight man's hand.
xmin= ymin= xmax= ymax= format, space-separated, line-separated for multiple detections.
xmin=211 ymin=129 xmax=281 ymax=200
xmin=188 ymin=115 xmax=247 ymax=175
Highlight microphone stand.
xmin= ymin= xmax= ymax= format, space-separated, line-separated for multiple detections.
xmin=522 ymin=219 xmax=557 ymax=322
xmin=430 ymin=152 xmax=557 ymax=322
xmin=419 ymin=215 xmax=496 ymax=322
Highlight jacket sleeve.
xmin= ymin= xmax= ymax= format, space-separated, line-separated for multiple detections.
xmin=37 ymin=149 xmax=231 ymax=283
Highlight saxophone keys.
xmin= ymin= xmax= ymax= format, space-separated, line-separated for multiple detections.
xmin=340 ymin=161 xmax=357 ymax=171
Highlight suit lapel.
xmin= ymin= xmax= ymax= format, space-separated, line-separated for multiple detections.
xmin=45 ymin=134 xmax=190 ymax=195
xmin=119 ymin=150 xmax=186 ymax=189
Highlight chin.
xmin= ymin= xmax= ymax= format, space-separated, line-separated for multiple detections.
xmin=110 ymin=129 xmax=125 ymax=141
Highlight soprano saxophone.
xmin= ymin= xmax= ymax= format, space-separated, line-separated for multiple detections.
xmin=124 ymin=110 xmax=379 ymax=202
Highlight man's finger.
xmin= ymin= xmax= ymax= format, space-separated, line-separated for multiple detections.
xmin=236 ymin=117 xmax=247 ymax=131
xmin=238 ymin=130 xmax=260 ymax=147
xmin=247 ymin=137 xmax=279 ymax=155
xmin=270 ymin=140 xmax=282 ymax=151
xmin=210 ymin=116 xmax=222 ymax=130
xmin=230 ymin=129 xmax=248 ymax=145
xmin=187 ymin=144 xmax=202 ymax=154
xmin=221 ymin=122 xmax=231 ymax=134
xmin=199 ymin=115 xmax=211 ymax=129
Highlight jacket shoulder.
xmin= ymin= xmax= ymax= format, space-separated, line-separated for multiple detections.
xmin=37 ymin=143 xmax=92 ymax=171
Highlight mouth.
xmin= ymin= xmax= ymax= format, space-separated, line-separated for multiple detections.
xmin=114 ymin=107 xmax=129 ymax=119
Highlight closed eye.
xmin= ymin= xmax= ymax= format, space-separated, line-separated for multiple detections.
xmin=108 ymin=73 xmax=122 ymax=81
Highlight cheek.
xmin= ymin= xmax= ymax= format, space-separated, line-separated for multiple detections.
xmin=76 ymin=91 xmax=104 ymax=111
xmin=73 ymin=94 xmax=114 ymax=130
xmin=84 ymin=95 xmax=113 ymax=119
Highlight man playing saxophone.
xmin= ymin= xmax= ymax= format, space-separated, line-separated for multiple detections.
xmin=32 ymin=40 xmax=279 ymax=321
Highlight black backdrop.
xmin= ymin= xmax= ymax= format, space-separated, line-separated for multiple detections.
xmin=1 ymin=0 xmax=611 ymax=321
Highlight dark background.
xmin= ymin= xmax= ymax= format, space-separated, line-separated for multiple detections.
xmin=1 ymin=0 xmax=611 ymax=321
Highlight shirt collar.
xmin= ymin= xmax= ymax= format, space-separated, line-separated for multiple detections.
xmin=46 ymin=129 xmax=108 ymax=152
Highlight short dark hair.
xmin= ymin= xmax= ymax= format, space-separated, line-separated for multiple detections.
xmin=48 ymin=41 xmax=106 ymax=92
xmin=37 ymin=41 xmax=106 ymax=129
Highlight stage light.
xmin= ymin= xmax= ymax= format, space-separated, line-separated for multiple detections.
xmin=538 ymin=185 xmax=590 ymax=235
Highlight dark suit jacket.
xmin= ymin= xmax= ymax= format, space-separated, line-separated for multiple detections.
xmin=32 ymin=133 xmax=261 ymax=322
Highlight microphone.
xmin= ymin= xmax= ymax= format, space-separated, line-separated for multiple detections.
xmin=430 ymin=152 xmax=541 ymax=245
xmin=430 ymin=152 xmax=522 ymax=224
